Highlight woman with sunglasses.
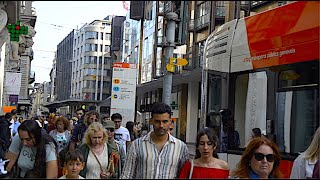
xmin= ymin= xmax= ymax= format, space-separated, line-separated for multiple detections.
xmin=179 ymin=127 xmax=230 ymax=179
xmin=231 ymin=136 xmax=282 ymax=178
xmin=104 ymin=120 xmax=126 ymax=177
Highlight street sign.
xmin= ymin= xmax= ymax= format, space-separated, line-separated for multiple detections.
xmin=169 ymin=57 xmax=188 ymax=66
xmin=166 ymin=64 xmax=175 ymax=72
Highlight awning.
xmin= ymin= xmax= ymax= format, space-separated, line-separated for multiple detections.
xmin=43 ymin=99 xmax=101 ymax=108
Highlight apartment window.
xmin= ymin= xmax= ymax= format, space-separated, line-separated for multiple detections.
xmin=216 ymin=1 xmax=225 ymax=17
xmin=99 ymin=56 xmax=102 ymax=64
xmin=102 ymin=93 xmax=109 ymax=100
xmin=84 ymin=56 xmax=97 ymax=64
xmin=105 ymin=33 xmax=111 ymax=41
xmin=85 ymin=44 xmax=98 ymax=52
xmin=197 ymin=1 xmax=210 ymax=17
xmin=105 ymin=45 xmax=110 ymax=52
xmin=85 ymin=31 xmax=98 ymax=40
xmin=100 ymin=44 xmax=103 ymax=52
xmin=103 ymin=82 xmax=110 ymax=88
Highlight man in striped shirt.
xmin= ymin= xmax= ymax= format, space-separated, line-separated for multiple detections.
xmin=120 ymin=102 xmax=189 ymax=179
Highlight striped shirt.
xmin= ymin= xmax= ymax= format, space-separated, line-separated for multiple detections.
xmin=120 ymin=131 xmax=189 ymax=179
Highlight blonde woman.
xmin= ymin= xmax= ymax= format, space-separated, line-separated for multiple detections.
xmin=290 ymin=127 xmax=320 ymax=179
xmin=78 ymin=122 xmax=120 ymax=179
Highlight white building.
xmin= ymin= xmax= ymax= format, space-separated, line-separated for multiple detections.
xmin=71 ymin=17 xmax=114 ymax=101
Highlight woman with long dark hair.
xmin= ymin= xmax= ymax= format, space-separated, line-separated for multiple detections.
xmin=125 ymin=121 xmax=138 ymax=141
xmin=179 ymin=127 xmax=229 ymax=178
xmin=5 ymin=120 xmax=58 ymax=178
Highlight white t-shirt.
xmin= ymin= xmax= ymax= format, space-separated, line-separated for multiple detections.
xmin=114 ymin=126 xmax=131 ymax=153
xmin=59 ymin=175 xmax=84 ymax=179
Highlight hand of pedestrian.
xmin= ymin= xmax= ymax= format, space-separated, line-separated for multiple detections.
xmin=100 ymin=171 xmax=111 ymax=179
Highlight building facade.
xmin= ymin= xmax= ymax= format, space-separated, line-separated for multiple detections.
xmin=71 ymin=18 xmax=113 ymax=102
xmin=0 ymin=1 xmax=37 ymax=118
xmin=56 ymin=30 xmax=74 ymax=101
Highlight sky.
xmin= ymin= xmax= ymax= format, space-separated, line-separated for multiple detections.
xmin=32 ymin=1 xmax=129 ymax=83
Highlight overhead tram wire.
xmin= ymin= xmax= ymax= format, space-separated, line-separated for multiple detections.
xmin=32 ymin=65 xmax=52 ymax=70
xmin=37 ymin=20 xmax=77 ymax=30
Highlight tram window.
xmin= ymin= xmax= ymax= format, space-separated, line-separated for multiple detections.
xmin=278 ymin=61 xmax=319 ymax=90
xmin=276 ymin=89 xmax=319 ymax=153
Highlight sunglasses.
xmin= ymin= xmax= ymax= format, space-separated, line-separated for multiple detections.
xmin=254 ymin=153 xmax=275 ymax=162
xmin=106 ymin=128 xmax=115 ymax=132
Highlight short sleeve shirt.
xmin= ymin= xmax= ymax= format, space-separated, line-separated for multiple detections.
xmin=114 ymin=126 xmax=131 ymax=153
xmin=9 ymin=134 xmax=57 ymax=177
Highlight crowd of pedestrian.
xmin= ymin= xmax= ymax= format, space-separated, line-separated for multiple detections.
xmin=0 ymin=104 xmax=319 ymax=179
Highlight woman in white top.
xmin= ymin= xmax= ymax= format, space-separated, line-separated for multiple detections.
xmin=78 ymin=122 xmax=117 ymax=179
xmin=290 ymin=127 xmax=320 ymax=179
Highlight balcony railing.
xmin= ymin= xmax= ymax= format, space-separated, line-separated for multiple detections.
xmin=195 ymin=13 xmax=210 ymax=31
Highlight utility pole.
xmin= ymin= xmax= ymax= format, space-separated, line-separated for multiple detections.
xmin=162 ymin=12 xmax=179 ymax=106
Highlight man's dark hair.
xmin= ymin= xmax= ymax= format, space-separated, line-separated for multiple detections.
xmin=111 ymin=113 xmax=122 ymax=121
xmin=252 ymin=128 xmax=262 ymax=137
xmin=76 ymin=108 xmax=85 ymax=114
xmin=4 ymin=113 xmax=12 ymax=120
xmin=151 ymin=102 xmax=172 ymax=118
xmin=11 ymin=109 xmax=17 ymax=115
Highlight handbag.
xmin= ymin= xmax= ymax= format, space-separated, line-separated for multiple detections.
xmin=188 ymin=159 xmax=194 ymax=179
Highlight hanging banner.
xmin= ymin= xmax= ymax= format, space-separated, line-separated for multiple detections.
xmin=110 ymin=62 xmax=137 ymax=125
xmin=5 ymin=72 xmax=21 ymax=95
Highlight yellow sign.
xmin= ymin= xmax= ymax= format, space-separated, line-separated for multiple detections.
xmin=113 ymin=78 xmax=120 ymax=84
xmin=169 ymin=58 xmax=188 ymax=66
xmin=166 ymin=64 xmax=175 ymax=73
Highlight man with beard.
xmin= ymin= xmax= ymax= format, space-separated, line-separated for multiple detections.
xmin=120 ymin=102 xmax=189 ymax=179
